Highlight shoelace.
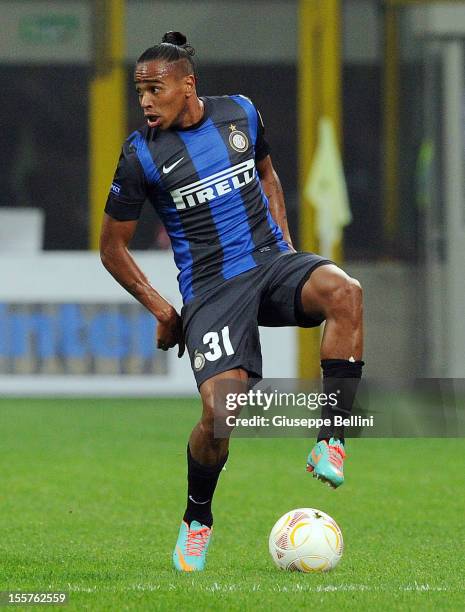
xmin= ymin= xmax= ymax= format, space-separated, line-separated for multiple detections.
xmin=328 ymin=444 xmax=346 ymax=467
xmin=186 ymin=527 xmax=210 ymax=556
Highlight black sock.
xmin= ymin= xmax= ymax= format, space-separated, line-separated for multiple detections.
xmin=183 ymin=445 xmax=228 ymax=528
xmin=318 ymin=359 xmax=364 ymax=444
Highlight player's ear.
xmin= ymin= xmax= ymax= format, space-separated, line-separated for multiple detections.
xmin=184 ymin=74 xmax=195 ymax=97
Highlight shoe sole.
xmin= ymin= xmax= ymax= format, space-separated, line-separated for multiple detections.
xmin=306 ymin=464 xmax=341 ymax=489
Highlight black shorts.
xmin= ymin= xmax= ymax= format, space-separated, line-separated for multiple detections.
xmin=181 ymin=251 xmax=332 ymax=387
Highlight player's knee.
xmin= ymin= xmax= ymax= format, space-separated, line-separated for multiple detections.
xmin=200 ymin=396 xmax=215 ymax=438
xmin=200 ymin=387 xmax=222 ymax=441
xmin=327 ymin=275 xmax=363 ymax=321
xmin=200 ymin=388 xmax=237 ymax=443
xmin=348 ymin=277 xmax=363 ymax=307
xmin=199 ymin=417 xmax=215 ymax=441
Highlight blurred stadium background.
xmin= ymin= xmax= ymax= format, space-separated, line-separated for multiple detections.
xmin=1 ymin=0 xmax=465 ymax=396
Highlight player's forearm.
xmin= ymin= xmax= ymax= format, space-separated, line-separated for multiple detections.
xmin=100 ymin=246 xmax=175 ymax=322
xmin=262 ymin=173 xmax=294 ymax=248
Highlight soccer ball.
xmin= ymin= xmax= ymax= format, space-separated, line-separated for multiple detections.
xmin=269 ymin=507 xmax=343 ymax=572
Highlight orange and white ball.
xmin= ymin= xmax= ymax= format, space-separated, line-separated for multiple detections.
xmin=269 ymin=508 xmax=343 ymax=572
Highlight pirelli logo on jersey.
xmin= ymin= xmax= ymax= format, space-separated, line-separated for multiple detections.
xmin=170 ymin=159 xmax=256 ymax=210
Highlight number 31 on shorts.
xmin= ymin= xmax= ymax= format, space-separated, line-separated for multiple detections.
xmin=202 ymin=326 xmax=235 ymax=361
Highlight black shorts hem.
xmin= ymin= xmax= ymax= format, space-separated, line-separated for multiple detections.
xmin=195 ymin=362 xmax=262 ymax=389
xmin=294 ymin=259 xmax=334 ymax=328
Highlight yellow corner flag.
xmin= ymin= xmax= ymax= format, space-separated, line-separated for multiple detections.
xmin=304 ymin=116 xmax=351 ymax=259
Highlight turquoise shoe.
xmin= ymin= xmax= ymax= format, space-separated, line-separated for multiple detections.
xmin=173 ymin=520 xmax=212 ymax=571
xmin=306 ymin=438 xmax=346 ymax=488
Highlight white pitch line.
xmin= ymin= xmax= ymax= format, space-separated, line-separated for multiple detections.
xmin=64 ymin=582 xmax=456 ymax=594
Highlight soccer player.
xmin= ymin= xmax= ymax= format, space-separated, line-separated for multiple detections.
xmin=100 ymin=32 xmax=363 ymax=572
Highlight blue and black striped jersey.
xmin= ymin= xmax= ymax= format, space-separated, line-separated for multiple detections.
xmin=105 ymin=95 xmax=290 ymax=303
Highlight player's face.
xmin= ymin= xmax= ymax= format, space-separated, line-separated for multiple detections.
xmin=134 ymin=60 xmax=194 ymax=130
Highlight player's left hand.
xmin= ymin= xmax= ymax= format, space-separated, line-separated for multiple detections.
xmin=156 ymin=308 xmax=185 ymax=357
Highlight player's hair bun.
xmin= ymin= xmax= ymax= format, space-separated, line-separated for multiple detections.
xmin=162 ymin=31 xmax=187 ymax=46
xmin=161 ymin=31 xmax=195 ymax=56
xmin=137 ymin=32 xmax=195 ymax=68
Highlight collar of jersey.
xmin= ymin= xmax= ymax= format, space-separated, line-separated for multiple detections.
xmin=173 ymin=97 xmax=211 ymax=132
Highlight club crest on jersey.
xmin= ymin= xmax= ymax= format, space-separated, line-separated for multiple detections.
xmin=228 ymin=128 xmax=249 ymax=153
xmin=170 ymin=159 xmax=256 ymax=210
xmin=193 ymin=350 xmax=206 ymax=372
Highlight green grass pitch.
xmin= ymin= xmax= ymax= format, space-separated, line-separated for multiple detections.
xmin=0 ymin=398 xmax=464 ymax=611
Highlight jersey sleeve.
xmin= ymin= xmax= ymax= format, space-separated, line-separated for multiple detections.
xmin=254 ymin=107 xmax=271 ymax=162
xmin=104 ymin=140 xmax=147 ymax=221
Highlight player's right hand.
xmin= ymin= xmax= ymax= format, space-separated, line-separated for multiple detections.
xmin=156 ymin=307 xmax=185 ymax=357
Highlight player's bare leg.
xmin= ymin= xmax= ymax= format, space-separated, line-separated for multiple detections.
xmin=301 ymin=264 xmax=363 ymax=360
xmin=189 ymin=368 xmax=248 ymax=464
xmin=300 ymin=264 xmax=364 ymax=488
xmin=173 ymin=368 xmax=247 ymax=571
